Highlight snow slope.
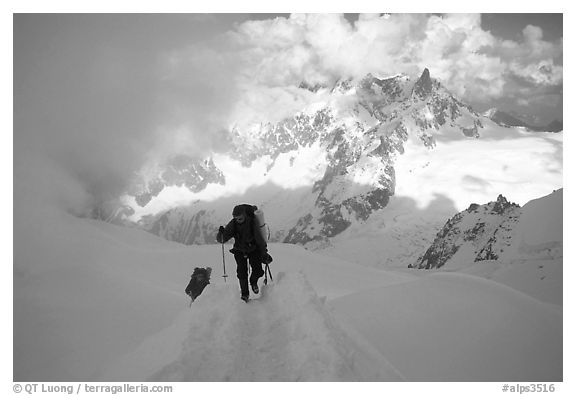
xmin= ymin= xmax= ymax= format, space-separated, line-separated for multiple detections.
xmin=105 ymin=271 xmax=402 ymax=381
xmin=14 ymin=210 xmax=199 ymax=381
xmin=13 ymin=201 xmax=563 ymax=381
xmin=13 ymin=195 xmax=409 ymax=381
xmin=501 ymin=189 xmax=563 ymax=263
xmin=331 ymin=272 xmax=562 ymax=381
xmin=459 ymin=189 xmax=563 ymax=307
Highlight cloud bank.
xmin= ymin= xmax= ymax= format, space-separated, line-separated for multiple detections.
xmin=14 ymin=14 xmax=242 ymax=214
xmin=14 ymin=14 xmax=562 ymax=214
xmin=162 ymin=13 xmax=562 ymax=141
xmin=220 ymin=13 xmax=562 ymax=110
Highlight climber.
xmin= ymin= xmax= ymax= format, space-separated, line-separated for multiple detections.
xmin=216 ymin=204 xmax=272 ymax=302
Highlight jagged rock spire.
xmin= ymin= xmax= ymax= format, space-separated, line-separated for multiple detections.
xmin=412 ymin=68 xmax=432 ymax=99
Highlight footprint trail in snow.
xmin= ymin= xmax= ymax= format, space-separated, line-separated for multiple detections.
xmin=107 ymin=271 xmax=402 ymax=381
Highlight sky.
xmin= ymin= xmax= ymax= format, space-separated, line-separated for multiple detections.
xmin=13 ymin=13 xmax=564 ymax=213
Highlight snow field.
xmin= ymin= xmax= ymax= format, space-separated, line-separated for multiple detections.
xmin=331 ymin=272 xmax=562 ymax=381
xmin=13 ymin=190 xmax=563 ymax=382
xmin=109 ymin=271 xmax=402 ymax=381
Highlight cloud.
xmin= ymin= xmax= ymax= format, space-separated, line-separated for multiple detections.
xmin=503 ymin=26 xmax=563 ymax=87
xmin=15 ymin=16 xmax=159 ymax=211
xmin=14 ymin=14 xmax=245 ymax=213
xmin=150 ymin=40 xmax=244 ymax=159
xmin=14 ymin=14 xmax=562 ymax=215
xmin=523 ymin=24 xmax=544 ymax=42
xmin=228 ymin=13 xmax=425 ymax=85
xmin=218 ymin=13 xmax=561 ymax=109
xmin=148 ymin=12 xmax=564 ymax=172
xmin=509 ymin=59 xmax=562 ymax=86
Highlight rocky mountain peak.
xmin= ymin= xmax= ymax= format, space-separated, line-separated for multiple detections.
xmin=492 ymin=194 xmax=519 ymax=215
xmin=411 ymin=68 xmax=432 ymax=99
xmin=119 ymin=68 xmax=493 ymax=247
xmin=411 ymin=195 xmax=522 ymax=269
xmin=331 ymin=77 xmax=355 ymax=94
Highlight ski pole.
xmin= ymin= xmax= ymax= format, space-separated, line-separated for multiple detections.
xmin=221 ymin=242 xmax=228 ymax=282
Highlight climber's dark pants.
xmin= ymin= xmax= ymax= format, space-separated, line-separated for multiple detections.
xmin=234 ymin=250 xmax=264 ymax=297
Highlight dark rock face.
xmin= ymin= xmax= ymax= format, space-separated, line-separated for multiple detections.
xmin=486 ymin=108 xmax=563 ymax=133
xmin=284 ymin=188 xmax=391 ymax=243
xmin=331 ymin=77 xmax=355 ymax=94
xmin=412 ymin=195 xmax=521 ymax=269
xmin=299 ymin=81 xmax=326 ymax=93
xmin=412 ymin=68 xmax=432 ymax=99
xmin=544 ymin=120 xmax=563 ymax=133
xmin=492 ymin=194 xmax=517 ymax=215
xmin=284 ymin=214 xmax=317 ymax=244
xmin=148 ymin=209 xmax=220 ymax=245
xmin=486 ymin=109 xmax=530 ymax=128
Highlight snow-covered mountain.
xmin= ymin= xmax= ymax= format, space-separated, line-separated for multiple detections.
xmin=127 ymin=156 xmax=225 ymax=207
xmin=412 ymin=194 xmax=522 ymax=269
xmin=130 ymin=68 xmax=503 ymax=246
xmin=412 ymin=189 xmax=562 ymax=270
